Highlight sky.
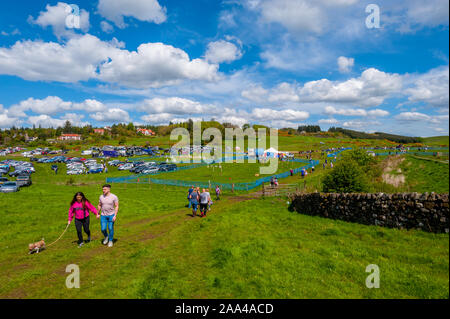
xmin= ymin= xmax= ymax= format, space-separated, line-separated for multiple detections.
xmin=0 ymin=0 xmax=448 ymax=137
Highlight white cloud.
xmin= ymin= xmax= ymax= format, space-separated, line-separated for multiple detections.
xmin=268 ymin=82 xmax=300 ymax=103
xmin=90 ymin=108 xmax=130 ymax=123
xmin=337 ymin=56 xmax=354 ymax=73
xmin=324 ymin=106 xmax=389 ymax=117
xmin=251 ymin=108 xmax=309 ymax=121
xmin=98 ymin=42 xmax=220 ymax=88
xmin=241 ymin=85 xmax=269 ymax=103
xmin=140 ymin=97 xmax=217 ymax=115
xmin=405 ymin=65 xmax=449 ymax=109
xmin=204 ymin=40 xmax=243 ymax=64
xmin=0 ymin=35 xmax=117 ymax=83
xmin=100 ymin=21 xmax=114 ymax=33
xmin=0 ymin=35 xmax=219 ymax=88
xmin=318 ymin=118 xmax=339 ymax=124
xmin=28 ymin=2 xmax=90 ymax=39
xmin=97 ymin=0 xmax=167 ymax=28
xmin=28 ymin=115 xmax=66 ymax=128
xmin=299 ymin=68 xmax=402 ymax=107
xmin=0 ymin=105 xmax=20 ymax=128
xmin=395 ymin=112 xmax=449 ymax=124
xmin=342 ymin=120 xmax=381 ymax=129
xmin=8 ymin=96 xmax=107 ymax=117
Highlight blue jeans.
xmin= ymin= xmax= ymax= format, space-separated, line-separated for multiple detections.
xmin=101 ymin=215 xmax=115 ymax=241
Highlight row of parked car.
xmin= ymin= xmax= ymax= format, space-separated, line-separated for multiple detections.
xmin=108 ymin=160 xmax=177 ymax=174
xmin=0 ymin=147 xmax=25 ymax=157
xmin=66 ymin=158 xmax=105 ymax=175
xmin=0 ymin=160 xmax=33 ymax=192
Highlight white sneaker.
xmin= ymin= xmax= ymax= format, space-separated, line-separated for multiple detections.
xmin=102 ymin=237 xmax=109 ymax=245
xmin=107 ymin=241 xmax=113 ymax=247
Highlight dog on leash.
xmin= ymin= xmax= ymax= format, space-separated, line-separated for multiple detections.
xmin=28 ymin=239 xmax=45 ymax=254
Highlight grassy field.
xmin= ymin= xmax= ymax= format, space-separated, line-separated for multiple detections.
xmin=1 ymin=136 xmax=449 ymax=299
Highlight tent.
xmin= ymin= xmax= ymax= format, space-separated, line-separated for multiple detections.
xmin=264 ymin=147 xmax=279 ymax=158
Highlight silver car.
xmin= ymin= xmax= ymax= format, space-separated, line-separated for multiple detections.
xmin=0 ymin=181 xmax=20 ymax=193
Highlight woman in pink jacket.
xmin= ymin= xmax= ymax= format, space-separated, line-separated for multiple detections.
xmin=68 ymin=192 xmax=99 ymax=247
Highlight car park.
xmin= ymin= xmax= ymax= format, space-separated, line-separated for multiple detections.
xmin=0 ymin=181 xmax=20 ymax=193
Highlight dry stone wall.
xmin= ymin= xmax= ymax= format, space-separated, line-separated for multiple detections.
xmin=288 ymin=192 xmax=449 ymax=233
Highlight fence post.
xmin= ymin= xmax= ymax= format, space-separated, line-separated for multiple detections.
xmin=262 ymin=182 xmax=265 ymax=198
xmin=232 ymin=183 xmax=234 ymax=193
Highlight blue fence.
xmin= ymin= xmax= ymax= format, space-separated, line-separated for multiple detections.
xmin=107 ymin=158 xmax=319 ymax=190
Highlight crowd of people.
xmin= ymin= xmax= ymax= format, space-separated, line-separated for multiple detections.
xmin=187 ymin=185 xmax=220 ymax=217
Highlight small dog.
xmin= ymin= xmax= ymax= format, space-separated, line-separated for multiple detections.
xmin=28 ymin=239 xmax=45 ymax=254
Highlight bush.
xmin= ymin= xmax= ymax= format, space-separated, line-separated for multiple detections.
xmin=322 ymin=160 xmax=369 ymax=193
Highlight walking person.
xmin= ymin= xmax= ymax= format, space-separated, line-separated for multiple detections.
xmin=199 ymin=189 xmax=209 ymax=217
xmin=190 ymin=187 xmax=199 ymax=217
xmin=206 ymin=188 xmax=212 ymax=211
xmin=187 ymin=186 xmax=194 ymax=208
xmin=68 ymin=192 xmax=99 ymax=248
xmin=98 ymin=184 xmax=119 ymax=248
xmin=215 ymin=185 xmax=221 ymax=200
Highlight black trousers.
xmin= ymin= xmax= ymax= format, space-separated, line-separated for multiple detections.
xmin=75 ymin=216 xmax=90 ymax=244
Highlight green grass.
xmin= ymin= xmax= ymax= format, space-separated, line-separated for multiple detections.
xmin=398 ymin=155 xmax=449 ymax=193
xmin=0 ymin=146 xmax=449 ymax=299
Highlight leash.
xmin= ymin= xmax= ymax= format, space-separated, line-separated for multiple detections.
xmin=47 ymin=224 xmax=70 ymax=247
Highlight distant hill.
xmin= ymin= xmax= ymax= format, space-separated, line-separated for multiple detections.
xmin=328 ymin=127 xmax=423 ymax=144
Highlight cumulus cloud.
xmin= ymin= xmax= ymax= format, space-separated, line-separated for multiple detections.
xmin=299 ymin=68 xmax=402 ymax=107
xmin=26 ymin=114 xmax=89 ymax=128
xmin=0 ymin=35 xmax=219 ymax=88
xmin=204 ymin=40 xmax=242 ymax=64
xmin=324 ymin=105 xmax=389 ymax=117
xmin=28 ymin=2 xmax=90 ymax=39
xmin=0 ymin=105 xmax=20 ymax=128
xmin=318 ymin=118 xmax=339 ymax=124
xmin=405 ymin=65 xmax=449 ymax=109
xmin=139 ymin=97 xmax=217 ymax=115
xmin=90 ymin=108 xmax=131 ymax=123
xmin=100 ymin=21 xmax=114 ymax=33
xmin=395 ymin=112 xmax=449 ymax=124
xmin=337 ymin=56 xmax=354 ymax=73
xmin=8 ymin=96 xmax=106 ymax=117
xmin=97 ymin=0 xmax=167 ymax=28
xmin=251 ymin=108 xmax=309 ymax=121
xmin=98 ymin=42 xmax=219 ymax=88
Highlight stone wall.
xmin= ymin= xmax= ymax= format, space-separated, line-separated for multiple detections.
xmin=288 ymin=192 xmax=449 ymax=233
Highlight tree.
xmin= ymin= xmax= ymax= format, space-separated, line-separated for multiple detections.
xmin=322 ymin=160 xmax=369 ymax=193
xmin=63 ymin=120 xmax=72 ymax=133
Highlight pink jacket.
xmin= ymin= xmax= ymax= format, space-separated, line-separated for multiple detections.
xmin=68 ymin=201 xmax=98 ymax=221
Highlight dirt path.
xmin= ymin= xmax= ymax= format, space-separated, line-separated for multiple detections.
xmin=1 ymin=193 xmax=257 ymax=298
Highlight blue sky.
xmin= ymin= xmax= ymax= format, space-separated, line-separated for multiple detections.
xmin=0 ymin=0 xmax=448 ymax=137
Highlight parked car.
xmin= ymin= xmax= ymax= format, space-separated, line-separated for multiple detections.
xmin=118 ymin=163 xmax=134 ymax=171
xmin=87 ymin=167 xmax=103 ymax=174
xmin=16 ymin=175 xmax=32 ymax=187
xmin=159 ymin=164 xmax=177 ymax=172
xmin=0 ymin=177 xmax=9 ymax=185
xmin=0 ymin=181 xmax=20 ymax=193
xmin=141 ymin=167 xmax=159 ymax=174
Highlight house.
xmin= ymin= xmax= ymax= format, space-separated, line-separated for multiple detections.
xmin=94 ymin=128 xmax=105 ymax=135
xmin=58 ymin=134 xmax=81 ymax=141
xmin=137 ymin=128 xmax=155 ymax=136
